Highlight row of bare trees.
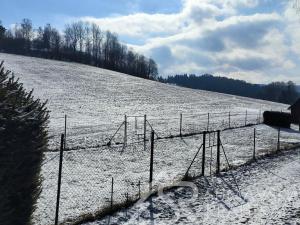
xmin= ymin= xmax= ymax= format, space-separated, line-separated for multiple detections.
xmin=0 ymin=19 xmax=158 ymax=79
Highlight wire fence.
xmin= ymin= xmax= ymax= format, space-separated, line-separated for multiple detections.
xmin=33 ymin=111 xmax=300 ymax=225
xmin=47 ymin=110 xmax=263 ymax=152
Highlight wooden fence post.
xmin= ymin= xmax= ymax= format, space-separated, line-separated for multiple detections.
xmin=228 ymin=112 xmax=231 ymax=128
xmin=253 ymin=128 xmax=256 ymax=160
xmin=245 ymin=110 xmax=247 ymax=126
xmin=55 ymin=134 xmax=64 ymax=225
xmin=216 ymin=130 xmax=220 ymax=175
xmin=144 ymin=115 xmax=147 ymax=151
xmin=202 ymin=131 xmax=206 ymax=176
xmin=124 ymin=115 xmax=127 ymax=147
xmin=149 ymin=131 xmax=154 ymax=186
xmin=180 ymin=113 xmax=183 ymax=136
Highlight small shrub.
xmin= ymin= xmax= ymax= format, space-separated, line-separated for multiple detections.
xmin=263 ymin=111 xmax=291 ymax=128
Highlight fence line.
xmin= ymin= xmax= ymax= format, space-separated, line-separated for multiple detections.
xmin=37 ymin=111 xmax=300 ymax=225
xmin=46 ymin=110 xmax=264 ymax=152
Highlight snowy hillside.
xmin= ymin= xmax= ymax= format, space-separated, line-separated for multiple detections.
xmin=0 ymin=53 xmax=288 ymax=148
xmin=1 ymin=53 xmax=298 ymax=225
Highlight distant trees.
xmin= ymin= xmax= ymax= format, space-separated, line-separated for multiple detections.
xmin=0 ymin=21 xmax=5 ymax=40
xmin=0 ymin=18 xmax=158 ymax=80
xmin=260 ymin=81 xmax=299 ymax=104
xmin=161 ymin=74 xmax=299 ymax=104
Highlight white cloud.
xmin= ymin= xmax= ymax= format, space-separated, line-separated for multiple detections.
xmin=76 ymin=0 xmax=300 ymax=83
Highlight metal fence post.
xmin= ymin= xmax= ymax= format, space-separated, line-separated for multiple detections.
xmin=64 ymin=115 xmax=67 ymax=149
xmin=144 ymin=115 xmax=147 ymax=151
xmin=138 ymin=180 xmax=141 ymax=199
xmin=207 ymin=113 xmax=210 ymax=131
xmin=259 ymin=110 xmax=262 ymax=123
xmin=149 ymin=131 xmax=154 ymax=186
xmin=110 ymin=177 xmax=114 ymax=210
xmin=180 ymin=113 xmax=183 ymax=136
xmin=55 ymin=134 xmax=64 ymax=225
xmin=228 ymin=112 xmax=231 ymax=128
xmin=202 ymin=131 xmax=206 ymax=176
xmin=124 ymin=115 xmax=127 ymax=147
xmin=216 ymin=130 xmax=220 ymax=175
xmin=245 ymin=110 xmax=247 ymax=126
xmin=277 ymin=127 xmax=280 ymax=151
xmin=253 ymin=128 xmax=256 ymax=160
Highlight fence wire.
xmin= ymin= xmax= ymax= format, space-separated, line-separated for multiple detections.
xmin=47 ymin=111 xmax=263 ymax=151
xmin=33 ymin=112 xmax=300 ymax=225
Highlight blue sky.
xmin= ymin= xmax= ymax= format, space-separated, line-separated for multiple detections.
xmin=1 ymin=0 xmax=182 ymax=29
xmin=1 ymin=0 xmax=300 ymax=84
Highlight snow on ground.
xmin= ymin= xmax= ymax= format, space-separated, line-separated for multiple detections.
xmin=0 ymin=53 xmax=299 ymax=224
xmin=0 ymin=53 xmax=288 ymax=149
xmin=86 ymin=147 xmax=300 ymax=225
xmin=35 ymin=124 xmax=300 ymax=225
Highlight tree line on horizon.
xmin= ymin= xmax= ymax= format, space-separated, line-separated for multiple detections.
xmin=159 ymin=74 xmax=299 ymax=105
xmin=0 ymin=19 xmax=158 ymax=80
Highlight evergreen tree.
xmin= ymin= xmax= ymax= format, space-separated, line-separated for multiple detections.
xmin=0 ymin=61 xmax=49 ymax=225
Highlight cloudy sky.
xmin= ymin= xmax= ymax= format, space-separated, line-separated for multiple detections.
xmin=2 ymin=0 xmax=300 ymax=83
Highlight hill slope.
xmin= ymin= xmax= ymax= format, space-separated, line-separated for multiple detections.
xmin=0 ymin=53 xmax=287 ymax=146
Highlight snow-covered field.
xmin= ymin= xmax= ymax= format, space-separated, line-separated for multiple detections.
xmin=87 ymin=147 xmax=300 ymax=225
xmin=1 ymin=53 xmax=299 ymax=225
xmin=0 ymin=53 xmax=288 ymax=149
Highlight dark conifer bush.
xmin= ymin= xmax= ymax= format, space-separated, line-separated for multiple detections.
xmin=0 ymin=61 xmax=49 ymax=225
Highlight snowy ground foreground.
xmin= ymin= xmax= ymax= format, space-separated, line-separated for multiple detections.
xmin=86 ymin=147 xmax=300 ymax=225
xmin=1 ymin=53 xmax=299 ymax=224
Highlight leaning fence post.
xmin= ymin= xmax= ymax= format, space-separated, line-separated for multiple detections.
xmin=149 ymin=131 xmax=154 ymax=188
xmin=179 ymin=113 xmax=183 ymax=136
xmin=55 ymin=134 xmax=64 ymax=225
xmin=216 ymin=130 xmax=221 ymax=175
xmin=144 ymin=115 xmax=147 ymax=151
xmin=202 ymin=131 xmax=206 ymax=176
xmin=124 ymin=115 xmax=127 ymax=147
xmin=277 ymin=127 xmax=280 ymax=151
xmin=253 ymin=128 xmax=256 ymax=160
xmin=207 ymin=113 xmax=210 ymax=131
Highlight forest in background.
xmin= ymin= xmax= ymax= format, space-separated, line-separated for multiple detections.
xmin=159 ymin=74 xmax=299 ymax=104
xmin=0 ymin=19 xmax=158 ymax=80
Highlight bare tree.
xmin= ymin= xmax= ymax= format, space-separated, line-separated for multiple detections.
xmin=20 ymin=19 xmax=33 ymax=42
xmin=50 ymin=28 xmax=61 ymax=54
xmin=84 ymin=22 xmax=92 ymax=56
xmin=148 ymin=58 xmax=158 ymax=80
xmin=64 ymin=23 xmax=78 ymax=52
xmin=91 ymin=23 xmax=103 ymax=65
xmin=43 ymin=24 xmax=52 ymax=50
